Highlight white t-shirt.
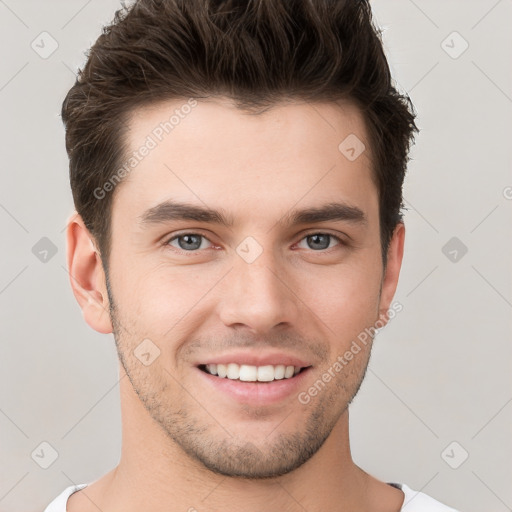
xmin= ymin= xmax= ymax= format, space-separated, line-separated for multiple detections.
xmin=43 ymin=482 xmax=460 ymax=511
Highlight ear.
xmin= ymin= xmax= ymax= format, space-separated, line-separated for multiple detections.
xmin=66 ymin=212 xmax=113 ymax=334
xmin=377 ymin=222 xmax=405 ymax=327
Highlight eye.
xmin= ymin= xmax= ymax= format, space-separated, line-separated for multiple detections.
xmin=166 ymin=233 xmax=213 ymax=252
xmin=295 ymin=233 xmax=344 ymax=251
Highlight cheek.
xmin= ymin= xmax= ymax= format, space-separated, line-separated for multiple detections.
xmin=301 ymin=260 xmax=382 ymax=341
xmin=125 ymin=264 xmax=227 ymax=334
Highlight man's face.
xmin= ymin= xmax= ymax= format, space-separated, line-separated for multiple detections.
xmin=104 ymin=97 xmax=395 ymax=478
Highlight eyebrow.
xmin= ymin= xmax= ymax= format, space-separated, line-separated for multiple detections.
xmin=280 ymin=201 xmax=367 ymax=227
xmin=138 ymin=200 xmax=234 ymax=227
xmin=137 ymin=200 xmax=367 ymax=229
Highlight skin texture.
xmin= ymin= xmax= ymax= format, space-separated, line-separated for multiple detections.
xmin=66 ymin=97 xmax=406 ymax=512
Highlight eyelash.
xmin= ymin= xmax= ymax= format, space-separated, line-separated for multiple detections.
xmin=163 ymin=231 xmax=346 ymax=254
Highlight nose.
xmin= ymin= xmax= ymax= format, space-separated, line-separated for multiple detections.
xmin=217 ymin=248 xmax=300 ymax=335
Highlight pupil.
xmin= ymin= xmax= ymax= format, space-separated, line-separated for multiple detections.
xmin=180 ymin=235 xmax=201 ymax=250
xmin=309 ymin=234 xmax=329 ymax=250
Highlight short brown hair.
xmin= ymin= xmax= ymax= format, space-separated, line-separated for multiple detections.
xmin=62 ymin=0 xmax=418 ymax=272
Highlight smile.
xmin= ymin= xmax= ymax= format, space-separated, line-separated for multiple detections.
xmin=199 ymin=363 xmax=310 ymax=383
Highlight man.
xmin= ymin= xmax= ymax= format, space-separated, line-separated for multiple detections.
xmin=44 ymin=0 xmax=459 ymax=510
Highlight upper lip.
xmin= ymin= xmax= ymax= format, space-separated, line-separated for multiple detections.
xmin=197 ymin=351 xmax=312 ymax=368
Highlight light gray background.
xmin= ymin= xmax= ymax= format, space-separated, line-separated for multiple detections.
xmin=1 ymin=1 xmax=511 ymax=511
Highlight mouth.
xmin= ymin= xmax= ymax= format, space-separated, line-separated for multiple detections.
xmin=197 ymin=363 xmax=312 ymax=383
xmin=194 ymin=354 xmax=314 ymax=405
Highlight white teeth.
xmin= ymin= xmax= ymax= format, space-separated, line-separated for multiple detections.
xmin=216 ymin=364 xmax=227 ymax=378
xmin=257 ymin=365 xmax=275 ymax=382
xmin=239 ymin=364 xmax=258 ymax=381
xmin=203 ymin=363 xmax=304 ymax=382
xmin=284 ymin=365 xmax=295 ymax=378
xmin=274 ymin=365 xmax=286 ymax=379
xmin=226 ymin=363 xmax=239 ymax=379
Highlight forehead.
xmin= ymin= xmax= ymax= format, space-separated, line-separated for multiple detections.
xmin=112 ymin=97 xmax=377 ymax=226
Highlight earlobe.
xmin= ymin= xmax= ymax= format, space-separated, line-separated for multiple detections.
xmin=66 ymin=212 xmax=113 ymax=334
xmin=377 ymin=222 xmax=405 ymax=328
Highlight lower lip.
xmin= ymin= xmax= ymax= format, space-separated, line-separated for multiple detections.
xmin=196 ymin=366 xmax=312 ymax=405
